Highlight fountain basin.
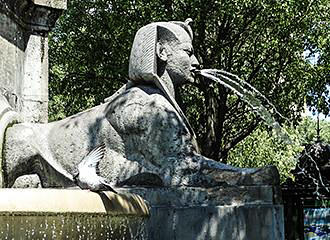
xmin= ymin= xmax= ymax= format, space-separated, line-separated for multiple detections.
xmin=0 ymin=189 xmax=149 ymax=239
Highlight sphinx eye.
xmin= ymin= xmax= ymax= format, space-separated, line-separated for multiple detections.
xmin=184 ymin=48 xmax=193 ymax=56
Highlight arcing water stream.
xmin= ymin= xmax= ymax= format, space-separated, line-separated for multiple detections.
xmin=196 ymin=68 xmax=329 ymax=197
xmin=196 ymin=69 xmax=291 ymax=144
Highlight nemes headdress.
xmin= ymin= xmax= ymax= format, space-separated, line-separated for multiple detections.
xmin=128 ymin=19 xmax=196 ymax=139
xmin=129 ymin=19 xmax=193 ymax=82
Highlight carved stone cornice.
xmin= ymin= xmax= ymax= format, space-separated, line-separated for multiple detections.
xmin=1 ymin=0 xmax=67 ymax=33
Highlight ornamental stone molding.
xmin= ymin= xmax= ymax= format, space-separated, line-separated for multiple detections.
xmin=1 ymin=0 xmax=67 ymax=33
xmin=0 ymin=0 xmax=67 ymax=124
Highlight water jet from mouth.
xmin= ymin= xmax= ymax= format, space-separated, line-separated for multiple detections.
xmin=196 ymin=68 xmax=291 ymax=144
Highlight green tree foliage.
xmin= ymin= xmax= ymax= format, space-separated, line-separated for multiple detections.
xmin=49 ymin=0 xmax=329 ymax=163
xmin=297 ymin=117 xmax=330 ymax=144
xmin=304 ymin=7 xmax=330 ymax=117
xmin=227 ymin=126 xmax=302 ymax=183
xmin=227 ymin=117 xmax=330 ymax=182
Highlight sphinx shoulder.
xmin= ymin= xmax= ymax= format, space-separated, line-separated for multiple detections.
xmin=106 ymin=85 xmax=184 ymax=133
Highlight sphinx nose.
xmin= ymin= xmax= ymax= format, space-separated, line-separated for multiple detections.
xmin=191 ymin=55 xmax=200 ymax=69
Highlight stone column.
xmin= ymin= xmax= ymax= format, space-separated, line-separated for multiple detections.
xmin=0 ymin=0 xmax=67 ymax=187
xmin=0 ymin=0 xmax=67 ymax=123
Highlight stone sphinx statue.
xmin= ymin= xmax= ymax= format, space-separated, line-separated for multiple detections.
xmin=1 ymin=19 xmax=279 ymax=188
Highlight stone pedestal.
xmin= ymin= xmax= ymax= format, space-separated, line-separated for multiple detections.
xmin=0 ymin=0 xmax=66 ymax=123
xmin=0 ymin=0 xmax=66 ymax=188
xmin=0 ymin=188 xmax=149 ymax=239
xmin=123 ymin=185 xmax=284 ymax=240
xmin=0 ymin=187 xmax=284 ymax=239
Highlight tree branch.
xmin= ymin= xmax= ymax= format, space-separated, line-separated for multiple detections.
xmin=222 ymin=118 xmax=260 ymax=157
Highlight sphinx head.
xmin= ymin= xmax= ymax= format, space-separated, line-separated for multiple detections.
xmin=129 ymin=19 xmax=200 ymax=88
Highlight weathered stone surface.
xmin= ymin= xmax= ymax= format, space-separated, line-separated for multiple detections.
xmin=0 ymin=187 xmax=283 ymax=239
xmin=144 ymin=204 xmax=284 ymax=240
xmin=0 ymin=0 xmax=66 ymax=124
xmin=3 ymin=85 xmax=279 ymax=188
xmin=203 ymin=164 xmax=280 ymax=186
xmin=0 ymin=188 xmax=149 ymax=216
xmin=2 ymin=0 xmax=66 ymax=32
xmin=117 ymin=172 xmax=164 ymax=187
xmin=32 ymin=0 xmax=67 ymax=9
xmin=121 ymin=186 xmax=284 ymax=240
xmin=12 ymin=174 xmax=41 ymax=188
xmin=3 ymin=85 xmax=195 ymax=187
xmin=0 ymin=11 xmax=25 ymax=107
xmin=0 ymin=96 xmax=21 ymax=187
xmin=124 ymin=185 xmax=279 ymax=206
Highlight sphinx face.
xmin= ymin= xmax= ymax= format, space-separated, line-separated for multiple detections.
xmin=163 ymin=30 xmax=200 ymax=85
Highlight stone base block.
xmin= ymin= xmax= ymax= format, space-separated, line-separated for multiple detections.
xmin=147 ymin=204 xmax=283 ymax=240
xmin=0 ymin=186 xmax=284 ymax=239
xmin=123 ymin=186 xmax=284 ymax=240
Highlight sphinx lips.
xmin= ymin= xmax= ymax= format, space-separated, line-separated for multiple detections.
xmin=190 ymin=68 xmax=200 ymax=77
